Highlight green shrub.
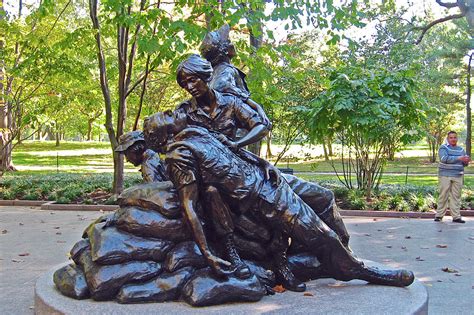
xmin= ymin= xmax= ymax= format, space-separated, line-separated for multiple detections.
xmin=0 ymin=173 xmax=141 ymax=203
xmin=388 ymin=195 xmax=404 ymax=210
xmin=373 ymin=198 xmax=390 ymax=211
xmin=333 ymin=186 xmax=349 ymax=199
xmin=346 ymin=190 xmax=366 ymax=210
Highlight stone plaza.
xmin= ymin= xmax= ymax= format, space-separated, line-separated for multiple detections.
xmin=1 ymin=206 xmax=472 ymax=314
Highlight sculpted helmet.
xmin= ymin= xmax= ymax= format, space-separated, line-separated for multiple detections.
xmin=115 ymin=130 xmax=145 ymax=152
xmin=199 ymin=24 xmax=236 ymax=65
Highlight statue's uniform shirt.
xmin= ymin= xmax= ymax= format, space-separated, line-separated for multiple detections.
xmin=165 ymin=127 xmax=313 ymax=234
xmin=140 ymin=149 xmax=168 ymax=183
xmin=209 ymin=62 xmax=250 ymax=101
xmin=176 ymin=91 xmax=262 ymax=140
xmin=166 ymin=127 xmax=259 ymax=203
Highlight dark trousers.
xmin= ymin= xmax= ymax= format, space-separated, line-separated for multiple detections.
xmin=254 ymin=181 xmax=365 ymax=280
xmin=282 ymin=174 xmax=350 ymax=246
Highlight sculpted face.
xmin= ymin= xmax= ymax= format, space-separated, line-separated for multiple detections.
xmin=124 ymin=143 xmax=144 ymax=166
xmin=144 ymin=110 xmax=187 ymax=152
xmin=178 ymin=71 xmax=209 ymax=98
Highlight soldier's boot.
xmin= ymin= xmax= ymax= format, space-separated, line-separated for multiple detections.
xmin=225 ymin=234 xmax=251 ymax=279
xmin=353 ymin=266 xmax=415 ymax=287
xmin=274 ymin=251 xmax=306 ymax=292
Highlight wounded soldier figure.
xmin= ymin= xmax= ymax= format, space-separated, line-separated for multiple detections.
xmin=143 ymin=110 xmax=415 ymax=291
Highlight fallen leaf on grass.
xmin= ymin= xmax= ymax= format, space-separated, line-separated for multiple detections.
xmin=441 ymin=267 xmax=458 ymax=273
xmin=303 ymin=292 xmax=314 ymax=297
xmin=18 ymin=253 xmax=30 ymax=257
xmin=436 ymin=244 xmax=448 ymax=248
xmin=273 ymin=285 xmax=286 ymax=293
xmin=1 ymin=230 xmax=7 ymax=234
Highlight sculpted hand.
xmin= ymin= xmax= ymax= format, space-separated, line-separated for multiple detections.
xmin=263 ymin=162 xmax=282 ymax=186
xmin=215 ymin=134 xmax=239 ymax=152
xmin=207 ymin=254 xmax=234 ymax=278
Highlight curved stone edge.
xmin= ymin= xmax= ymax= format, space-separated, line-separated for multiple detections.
xmin=35 ymin=262 xmax=428 ymax=315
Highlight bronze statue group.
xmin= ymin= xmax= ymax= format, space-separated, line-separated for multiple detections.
xmin=53 ymin=26 xmax=414 ymax=306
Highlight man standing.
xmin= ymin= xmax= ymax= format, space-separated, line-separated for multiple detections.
xmin=436 ymin=131 xmax=470 ymax=223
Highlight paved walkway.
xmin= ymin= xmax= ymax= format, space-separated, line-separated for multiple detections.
xmin=0 ymin=206 xmax=472 ymax=314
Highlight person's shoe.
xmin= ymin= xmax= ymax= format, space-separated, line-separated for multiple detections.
xmin=224 ymin=234 xmax=251 ymax=279
xmin=453 ymin=218 xmax=465 ymax=223
xmin=434 ymin=217 xmax=442 ymax=222
xmin=274 ymin=252 xmax=306 ymax=292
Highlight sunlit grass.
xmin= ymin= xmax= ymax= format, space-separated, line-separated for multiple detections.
xmin=8 ymin=140 xmax=473 ymax=179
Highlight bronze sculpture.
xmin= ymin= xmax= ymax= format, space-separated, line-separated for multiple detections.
xmin=115 ymin=130 xmax=168 ymax=182
xmin=53 ymin=27 xmax=416 ymax=307
xmin=199 ymin=26 xmax=351 ymax=248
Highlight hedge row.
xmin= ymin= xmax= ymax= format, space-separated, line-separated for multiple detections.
xmin=1 ymin=174 xmax=474 ymax=211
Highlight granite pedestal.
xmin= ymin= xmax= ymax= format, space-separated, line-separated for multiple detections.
xmin=35 ymin=263 xmax=428 ymax=315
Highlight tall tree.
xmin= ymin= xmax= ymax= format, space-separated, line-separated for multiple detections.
xmin=466 ymin=52 xmax=473 ymax=156
xmin=0 ymin=0 xmax=6 ymax=172
xmin=414 ymin=0 xmax=474 ymax=44
xmin=1 ymin=0 xmax=78 ymax=173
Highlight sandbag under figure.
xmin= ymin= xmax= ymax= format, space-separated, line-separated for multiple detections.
xmin=115 ymin=130 xmax=168 ymax=183
xmin=199 ymin=26 xmax=350 ymax=248
xmin=143 ymin=110 xmax=415 ymax=290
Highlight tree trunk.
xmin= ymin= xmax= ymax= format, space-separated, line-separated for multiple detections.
xmin=246 ymin=5 xmax=263 ymax=156
xmin=427 ymin=136 xmax=436 ymax=163
xmin=322 ymin=141 xmax=329 ymax=161
xmin=327 ymin=140 xmax=333 ymax=156
xmin=89 ymin=0 xmax=122 ymax=194
xmin=466 ymin=53 xmax=472 ymax=157
xmin=265 ymin=132 xmax=273 ymax=159
xmin=112 ymin=151 xmax=124 ymax=195
xmin=87 ymin=119 xmax=93 ymax=141
xmin=0 ymin=0 xmax=16 ymax=173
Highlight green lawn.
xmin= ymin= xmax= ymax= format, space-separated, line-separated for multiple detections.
xmin=4 ymin=141 xmax=474 ymax=206
xmin=297 ymin=173 xmax=474 ymax=187
xmin=11 ymin=140 xmax=135 ymax=174
xmin=5 ymin=140 xmax=474 ymax=187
